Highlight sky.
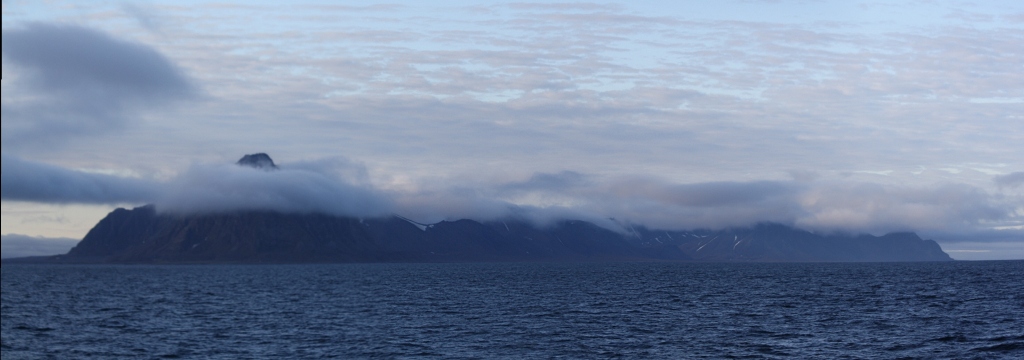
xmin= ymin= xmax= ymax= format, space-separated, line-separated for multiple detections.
xmin=2 ymin=0 xmax=1022 ymax=260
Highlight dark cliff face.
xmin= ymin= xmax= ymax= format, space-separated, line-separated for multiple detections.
xmin=58 ymin=206 xmax=953 ymax=264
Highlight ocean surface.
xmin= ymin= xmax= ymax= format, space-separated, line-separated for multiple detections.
xmin=2 ymin=261 xmax=1022 ymax=359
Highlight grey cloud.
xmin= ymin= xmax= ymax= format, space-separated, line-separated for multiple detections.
xmin=156 ymin=163 xmax=394 ymax=218
xmin=121 ymin=3 xmax=163 ymax=32
xmin=306 ymin=4 xmax=405 ymax=12
xmin=922 ymin=229 xmax=1024 ymax=244
xmin=0 ymin=155 xmax=394 ymax=218
xmin=1 ymin=234 xmax=79 ymax=259
xmin=576 ymin=179 xmax=806 ymax=231
xmin=605 ymin=180 xmax=799 ymax=208
xmin=476 ymin=173 xmax=1018 ymax=235
xmin=795 ymin=183 xmax=1010 ymax=234
xmin=501 ymin=171 xmax=592 ymax=193
xmin=1 ymin=155 xmax=159 ymax=204
xmin=787 ymin=170 xmax=821 ymax=183
xmin=506 ymin=3 xmax=624 ymax=12
xmin=1 ymin=23 xmax=196 ymax=149
xmin=287 ymin=157 xmax=375 ymax=186
xmin=995 ymin=172 xmax=1024 ymax=189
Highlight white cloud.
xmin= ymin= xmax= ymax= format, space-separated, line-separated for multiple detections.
xmin=157 ymin=162 xmax=394 ymax=218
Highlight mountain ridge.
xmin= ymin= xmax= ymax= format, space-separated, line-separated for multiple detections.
xmin=2 ymin=153 xmax=954 ymax=264
xmin=3 ymin=205 xmax=952 ymax=264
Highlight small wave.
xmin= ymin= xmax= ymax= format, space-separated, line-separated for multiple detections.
xmin=753 ymin=345 xmax=791 ymax=357
xmin=933 ymin=334 xmax=969 ymax=343
xmin=973 ymin=342 xmax=1024 ymax=353
xmin=986 ymin=335 xmax=1024 ymax=343
xmin=885 ymin=343 xmax=929 ymax=353
xmin=13 ymin=324 xmax=55 ymax=333
xmin=771 ymin=333 xmax=813 ymax=340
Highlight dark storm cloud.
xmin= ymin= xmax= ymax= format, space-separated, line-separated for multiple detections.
xmin=994 ymin=172 xmax=1024 ymax=189
xmin=1 ymin=155 xmax=159 ymax=204
xmin=0 ymin=234 xmax=79 ymax=259
xmin=1 ymin=23 xmax=196 ymax=149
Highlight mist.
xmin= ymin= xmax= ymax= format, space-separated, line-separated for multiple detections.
xmin=2 ymin=154 xmax=1019 ymax=238
xmin=157 ymin=162 xmax=394 ymax=218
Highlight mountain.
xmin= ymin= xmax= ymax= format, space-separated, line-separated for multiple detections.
xmin=11 ymin=206 xmax=950 ymax=264
xmin=236 ymin=153 xmax=278 ymax=170
xmin=2 ymin=154 xmax=953 ymax=264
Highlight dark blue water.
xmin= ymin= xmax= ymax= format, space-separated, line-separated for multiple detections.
xmin=2 ymin=262 xmax=1022 ymax=359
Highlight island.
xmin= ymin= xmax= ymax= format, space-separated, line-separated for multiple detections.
xmin=3 ymin=154 xmax=953 ymax=264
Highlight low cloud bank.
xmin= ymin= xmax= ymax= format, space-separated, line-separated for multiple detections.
xmin=396 ymin=173 xmax=1014 ymax=235
xmin=157 ymin=163 xmax=394 ymax=218
xmin=1 ymin=154 xmax=159 ymax=204
xmin=2 ymin=155 xmax=1020 ymax=237
xmin=1 ymin=234 xmax=79 ymax=259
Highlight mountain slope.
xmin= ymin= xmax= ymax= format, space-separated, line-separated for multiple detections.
xmin=18 ymin=206 xmax=952 ymax=264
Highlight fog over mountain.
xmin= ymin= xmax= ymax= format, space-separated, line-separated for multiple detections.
xmin=1 ymin=154 xmax=1018 ymax=240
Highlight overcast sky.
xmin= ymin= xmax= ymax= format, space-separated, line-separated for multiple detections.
xmin=2 ymin=0 xmax=1022 ymax=260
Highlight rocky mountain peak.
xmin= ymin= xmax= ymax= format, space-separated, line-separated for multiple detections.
xmin=237 ymin=153 xmax=278 ymax=170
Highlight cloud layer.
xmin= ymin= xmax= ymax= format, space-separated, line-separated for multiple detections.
xmin=2 ymin=155 xmax=1018 ymax=237
xmin=157 ymin=162 xmax=393 ymax=218
xmin=1 ymin=154 xmax=159 ymax=204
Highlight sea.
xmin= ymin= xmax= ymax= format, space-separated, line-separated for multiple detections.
xmin=2 ymin=261 xmax=1022 ymax=359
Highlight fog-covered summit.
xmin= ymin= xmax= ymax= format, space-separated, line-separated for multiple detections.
xmin=236 ymin=153 xmax=278 ymax=170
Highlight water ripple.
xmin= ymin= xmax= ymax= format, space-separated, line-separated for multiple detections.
xmin=2 ymin=261 xmax=1023 ymax=359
